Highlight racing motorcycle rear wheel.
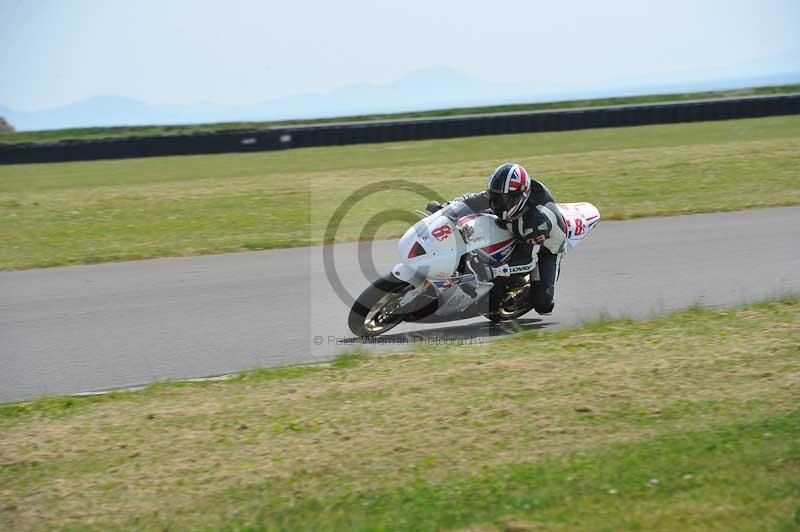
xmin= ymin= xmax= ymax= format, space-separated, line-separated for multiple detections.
xmin=486 ymin=278 xmax=534 ymax=322
xmin=348 ymin=274 xmax=432 ymax=337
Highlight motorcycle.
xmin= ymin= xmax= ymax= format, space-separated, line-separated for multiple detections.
xmin=348 ymin=200 xmax=600 ymax=337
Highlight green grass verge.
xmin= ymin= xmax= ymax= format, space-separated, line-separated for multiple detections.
xmin=1 ymin=114 xmax=799 ymax=270
xmin=1 ymin=83 xmax=798 ymax=145
xmin=0 ymin=299 xmax=798 ymax=530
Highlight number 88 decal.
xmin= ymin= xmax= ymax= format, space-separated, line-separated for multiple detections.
xmin=432 ymin=224 xmax=452 ymax=241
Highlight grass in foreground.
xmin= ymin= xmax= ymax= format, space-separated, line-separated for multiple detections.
xmin=1 ymin=114 xmax=799 ymax=269
xmin=1 ymin=299 xmax=798 ymax=530
xmin=1 ymin=83 xmax=798 ymax=145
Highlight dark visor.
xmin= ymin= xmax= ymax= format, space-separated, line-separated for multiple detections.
xmin=488 ymin=189 xmax=519 ymax=214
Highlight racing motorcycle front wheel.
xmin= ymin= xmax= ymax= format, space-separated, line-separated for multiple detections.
xmin=348 ymin=274 xmax=435 ymax=337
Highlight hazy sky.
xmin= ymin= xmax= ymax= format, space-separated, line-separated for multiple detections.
xmin=1 ymin=0 xmax=798 ymax=111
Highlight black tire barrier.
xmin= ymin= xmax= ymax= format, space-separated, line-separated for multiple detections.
xmin=1 ymin=94 xmax=798 ymax=165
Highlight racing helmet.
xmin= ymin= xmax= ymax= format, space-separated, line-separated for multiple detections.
xmin=486 ymin=163 xmax=532 ymax=221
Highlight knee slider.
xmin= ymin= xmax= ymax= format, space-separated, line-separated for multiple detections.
xmin=531 ymin=284 xmax=555 ymax=314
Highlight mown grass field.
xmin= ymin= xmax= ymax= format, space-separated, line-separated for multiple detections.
xmin=1 ymin=115 xmax=799 ymax=270
xmin=1 ymin=83 xmax=797 ymax=145
xmin=0 ymin=299 xmax=798 ymax=530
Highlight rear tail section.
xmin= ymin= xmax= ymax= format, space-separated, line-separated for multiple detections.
xmin=557 ymin=202 xmax=600 ymax=250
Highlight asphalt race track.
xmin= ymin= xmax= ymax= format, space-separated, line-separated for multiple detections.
xmin=1 ymin=207 xmax=799 ymax=403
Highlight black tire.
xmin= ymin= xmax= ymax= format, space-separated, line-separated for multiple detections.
xmin=487 ymin=305 xmax=533 ymax=323
xmin=348 ymin=274 xmax=416 ymax=337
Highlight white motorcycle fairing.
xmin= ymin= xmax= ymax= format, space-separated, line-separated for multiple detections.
xmin=395 ymin=213 xmax=462 ymax=285
xmin=457 ymin=214 xmax=516 ymax=265
xmin=559 ymin=202 xmax=601 ymax=250
xmin=391 ymin=201 xmax=600 ymax=320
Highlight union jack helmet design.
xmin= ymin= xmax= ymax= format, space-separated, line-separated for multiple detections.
xmin=486 ymin=163 xmax=532 ymax=221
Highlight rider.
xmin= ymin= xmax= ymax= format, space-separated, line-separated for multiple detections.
xmin=427 ymin=163 xmax=567 ymax=315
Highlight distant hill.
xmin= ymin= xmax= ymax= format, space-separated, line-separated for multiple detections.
xmin=0 ymin=117 xmax=13 ymax=133
xmin=1 ymin=65 xmax=799 ymax=132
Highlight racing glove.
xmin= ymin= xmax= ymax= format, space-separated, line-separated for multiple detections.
xmin=426 ymin=201 xmax=444 ymax=214
xmin=528 ymin=233 xmax=547 ymax=245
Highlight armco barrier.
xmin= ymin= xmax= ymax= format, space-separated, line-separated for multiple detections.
xmin=1 ymin=93 xmax=799 ymax=164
